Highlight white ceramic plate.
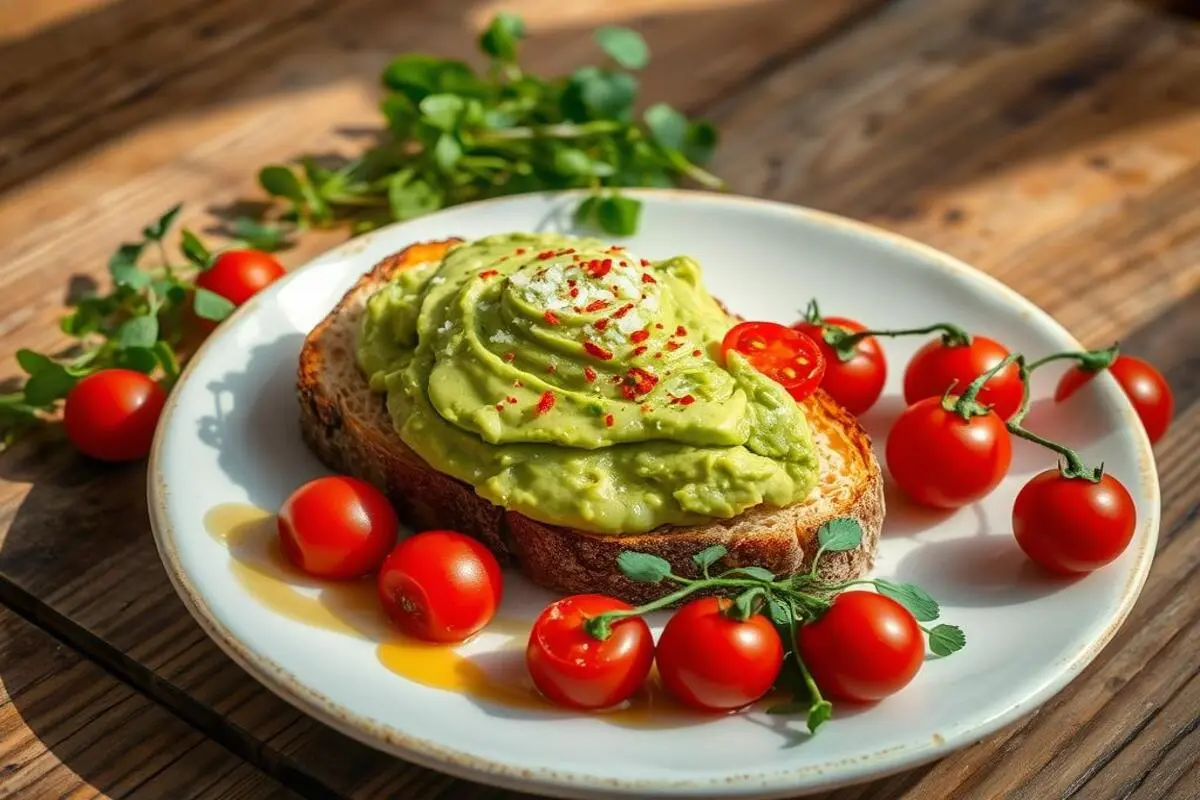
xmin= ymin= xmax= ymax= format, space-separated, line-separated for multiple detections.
xmin=149 ymin=190 xmax=1159 ymax=799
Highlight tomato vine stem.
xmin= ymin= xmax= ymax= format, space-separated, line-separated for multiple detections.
xmin=1026 ymin=343 xmax=1119 ymax=374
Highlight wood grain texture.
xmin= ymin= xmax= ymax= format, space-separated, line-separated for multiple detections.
xmin=0 ymin=605 xmax=296 ymax=799
xmin=0 ymin=0 xmax=1198 ymax=797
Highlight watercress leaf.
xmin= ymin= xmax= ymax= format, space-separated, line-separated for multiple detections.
xmin=817 ymin=517 xmax=862 ymax=552
xmin=16 ymin=349 xmax=54 ymax=376
xmin=766 ymin=595 xmax=792 ymax=627
xmin=595 ymin=195 xmax=641 ymax=236
xmin=732 ymin=587 xmax=764 ymax=620
xmin=683 ymin=119 xmax=719 ymax=165
xmin=388 ymin=177 xmax=443 ymax=220
xmin=580 ymin=71 xmax=638 ymax=121
xmin=111 ymin=262 xmax=151 ymax=290
xmin=479 ymin=12 xmax=525 ymax=61
xmin=193 ymin=288 xmax=236 ymax=322
xmin=109 ymin=242 xmax=144 ymax=274
xmin=616 ymin=551 xmax=671 ymax=584
xmin=434 ymin=133 xmax=463 ymax=171
xmin=928 ymin=624 xmax=967 ymax=657
xmin=874 ymin=579 xmax=940 ymax=622
xmin=179 ymin=228 xmax=211 ymax=268
xmin=382 ymin=56 xmax=476 ymax=103
xmin=766 ymin=701 xmax=810 ymax=716
xmin=807 ymin=699 xmax=833 ymax=733
xmin=143 ymin=203 xmax=183 ymax=241
xmin=691 ymin=544 xmax=727 ymax=572
xmin=420 ymin=94 xmax=466 ymax=131
xmin=118 ymin=315 xmax=159 ymax=349
xmin=553 ymin=148 xmax=614 ymax=177
xmin=573 ymin=195 xmax=601 ymax=228
xmin=154 ymin=341 xmax=180 ymax=381
xmin=259 ymin=165 xmax=304 ymax=201
xmin=230 ymin=217 xmax=289 ymax=252
xmin=644 ymin=103 xmax=688 ymax=151
xmin=24 ymin=363 xmax=77 ymax=406
xmin=736 ymin=565 xmax=776 ymax=581
xmin=595 ymin=26 xmax=649 ymax=70
xmin=117 ymin=346 xmax=159 ymax=374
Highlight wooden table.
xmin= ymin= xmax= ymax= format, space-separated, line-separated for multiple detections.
xmin=1 ymin=0 xmax=1198 ymax=797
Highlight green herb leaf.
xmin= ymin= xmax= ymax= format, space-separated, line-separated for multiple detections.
xmin=118 ymin=315 xmax=159 ymax=349
xmin=766 ymin=595 xmax=792 ymax=627
xmin=180 ymin=229 xmax=212 ymax=268
xmin=616 ymin=551 xmax=672 ymax=584
xmin=691 ymin=544 xmax=727 ymax=573
xmin=230 ymin=217 xmax=289 ymax=252
xmin=807 ymin=699 xmax=833 ymax=733
xmin=595 ymin=195 xmax=641 ymax=236
xmin=580 ymin=70 xmax=638 ymax=120
xmin=479 ymin=12 xmax=525 ymax=62
xmin=143 ymin=203 xmax=182 ymax=241
xmin=154 ymin=341 xmax=180 ymax=381
xmin=382 ymin=55 xmax=476 ymax=103
xmin=16 ymin=349 xmax=55 ymax=376
xmin=817 ymin=517 xmax=862 ymax=552
xmin=193 ymin=288 xmax=236 ymax=322
xmin=117 ymin=346 xmax=159 ymax=374
xmin=388 ymin=177 xmax=443 ymax=220
xmin=731 ymin=587 xmax=764 ymax=620
xmin=595 ymin=26 xmax=649 ymax=70
xmin=733 ymin=565 xmax=776 ymax=581
xmin=259 ymin=166 xmax=304 ymax=201
xmin=683 ymin=120 xmax=719 ymax=165
xmin=644 ymin=103 xmax=688 ymax=151
xmin=24 ymin=363 xmax=78 ymax=406
xmin=573 ymin=195 xmax=601 ymax=228
xmin=927 ymin=624 xmax=966 ymax=657
xmin=108 ymin=242 xmax=147 ymax=289
xmin=433 ymin=134 xmax=463 ymax=171
xmin=554 ymin=148 xmax=615 ymax=178
xmin=874 ymin=579 xmax=940 ymax=622
xmin=420 ymin=94 xmax=466 ymax=131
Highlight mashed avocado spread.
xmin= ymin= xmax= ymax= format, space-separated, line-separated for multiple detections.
xmin=356 ymin=232 xmax=817 ymax=534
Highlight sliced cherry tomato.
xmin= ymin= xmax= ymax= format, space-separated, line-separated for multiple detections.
xmin=797 ymin=591 xmax=924 ymax=703
xmin=377 ymin=529 xmax=503 ymax=643
xmin=903 ymin=335 xmax=1023 ymax=420
xmin=62 ymin=369 xmax=167 ymax=462
xmin=722 ymin=321 xmax=826 ymax=402
xmin=886 ymin=397 xmax=1012 ymax=508
xmin=793 ymin=316 xmax=887 ymax=415
xmin=1055 ymin=355 xmax=1173 ymax=444
xmin=196 ymin=249 xmax=286 ymax=307
xmin=654 ymin=597 xmax=783 ymax=712
xmin=526 ymin=594 xmax=654 ymax=710
xmin=277 ymin=476 xmax=398 ymax=580
xmin=1013 ymin=469 xmax=1137 ymax=574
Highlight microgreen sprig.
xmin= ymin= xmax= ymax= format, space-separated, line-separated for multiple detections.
xmin=253 ymin=14 xmax=724 ymax=238
xmin=582 ymin=517 xmax=966 ymax=733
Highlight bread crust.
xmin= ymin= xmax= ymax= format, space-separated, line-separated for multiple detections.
xmin=297 ymin=240 xmax=884 ymax=603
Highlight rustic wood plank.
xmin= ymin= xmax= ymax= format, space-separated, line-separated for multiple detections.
xmin=0 ymin=605 xmax=296 ymax=799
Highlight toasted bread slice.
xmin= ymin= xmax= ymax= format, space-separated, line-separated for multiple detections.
xmin=297 ymin=240 xmax=885 ymax=603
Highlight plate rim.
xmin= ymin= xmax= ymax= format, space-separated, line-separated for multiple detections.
xmin=147 ymin=188 xmax=1161 ymax=799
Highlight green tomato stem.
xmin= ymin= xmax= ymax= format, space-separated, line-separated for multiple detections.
xmin=827 ymin=322 xmax=971 ymax=362
xmin=1005 ymin=355 xmax=1102 ymax=482
xmin=1026 ymin=343 xmax=1119 ymax=374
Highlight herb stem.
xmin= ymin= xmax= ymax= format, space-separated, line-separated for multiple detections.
xmin=475 ymin=121 xmax=625 ymax=143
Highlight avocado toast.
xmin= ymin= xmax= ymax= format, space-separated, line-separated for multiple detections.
xmin=297 ymin=235 xmax=884 ymax=603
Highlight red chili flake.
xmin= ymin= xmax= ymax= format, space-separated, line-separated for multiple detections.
xmin=639 ymin=258 xmax=651 ymax=267
xmin=675 ymin=325 xmax=688 ymax=337
xmin=584 ymin=342 xmax=614 ymax=360
xmin=573 ymin=254 xmax=583 ymax=262
xmin=692 ymin=349 xmax=702 ymax=357
xmin=503 ymin=352 xmax=516 ymax=362
xmin=479 ymin=269 xmax=499 ymax=279
xmin=612 ymin=304 xmax=635 ymax=319
xmin=611 ymin=374 xmax=623 ymax=384
xmin=602 ymin=258 xmax=613 ymax=270
xmin=655 ymin=322 xmax=664 ymax=329
xmin=620 ymin=367 xmax=659 ymax=400
xmin=595 ymin=319 xmax=609 ymax=331
xmin=641 ymin=273 xmax=657 ymax=284
xmin=654 ymin=352 xmax=663 ymax=359
xmin=543 ymin=310 xmax=561 ymax=326
xmin=584 ymin=366 xmax=597 ymax=383
xmin=605 ymin=413 xmax=615 ymax=427
xmin=547 ymin=363 xmax=558 ymax=374
xmin=569 ymin=287 xmax=580 ymax=298
xmin=506 ymin=396 xmax=518 ymax=404
xmin=665 ymin=341 xmax=682 ymax=351
xmin=567 ymin=279 xmax=577 ymax=287
xmin=671 ymin=394 xmax=696 ymax=406
xmin=630 ymin=329 xmax=650 ymax=344
xmin=608 ymin=245 xmax=625 ymax=252
xmin=537 ymin=250 xmax=555 ymax=260
xmin=560 ymin=248 xmax=576 ymax=255
xmin=632 ymin=345 xmax=648 ymax=356
xmin=515 ymin=248 xmax=527 ymax=255
xmin=495 ymin=403 xmax=504 ymax=412
xmin=536 ymin=391 xmax=555 ymax=415
xmin=585 ymin=299 xmax=610 ymax=313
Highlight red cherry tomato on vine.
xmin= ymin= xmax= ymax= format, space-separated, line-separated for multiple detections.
xmin=526 ymin=594 xmax=654 ymax=710
xmin=196 ymin=249 xmax=286 ymax=307
xmin=1055 ymin=355 xmax=1173 ymax=444
xmin=1012 ymin=469 xmax=1137 ymax=574
xmin=62 ymin=369 xmax=167 ymax=462
xmin=377 ymin=529 xmax=502 ymax=643
xmin=655 ymin=597 xmax=783 ymax=712
xmin=904 ymin=335 xmax=1023 ymax=420
xmin=793 ymin=316 xmax=887 ymax=415
xmin=797 ymin=591 xmax=924 ymax=703
xmin=722 ymin=322 xmax=826 ymax=402
xmin=886 ymin=397 xmax=1012 ymax=508
xmin=277 ymin=476 xmax=398 ymax=580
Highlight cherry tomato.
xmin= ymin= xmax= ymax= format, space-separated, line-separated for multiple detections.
xmin=797 ymin=591 xmax=924 ymax=703
xmin=526 ymin=594 xmax=654 ymax=710
xmin=904 ymin=335 xmax=1023 ymax=420
xmin=793 ymin=316 xmax=887 ymax=415
xmin=277 ymin=476 xmax=398 ymax=580
xmin=377 ymin=529 xmax=503 ymax=643
xmin=1013 ymin=469 xmax=1137 ymax=574
xmin=886 ymin=396 xmax=1012 ymax=508
xmin=1055 ymin=355 xmax=1173 ymax=444
xmin=655 ymin=597 xmax=783 ymax=712
xmin=62 ymin=369 xmax=167 ymax=462
xmin=195 ymin=249 xmax=286 ymax=307
xmin=722 ymin=321 xmax=826 ymax=402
